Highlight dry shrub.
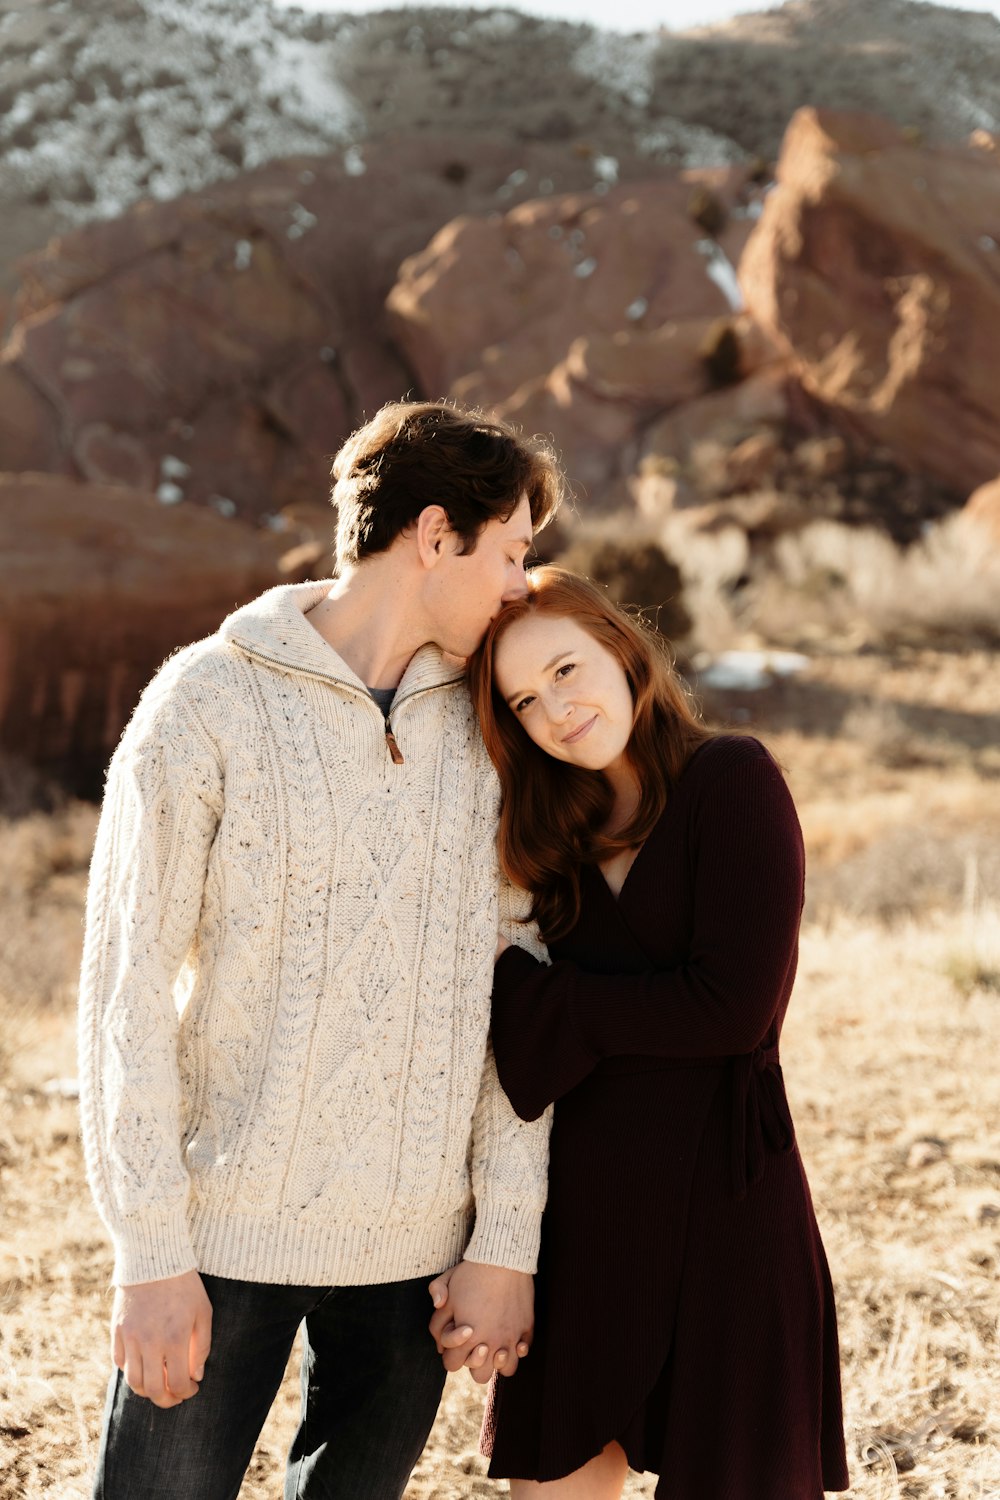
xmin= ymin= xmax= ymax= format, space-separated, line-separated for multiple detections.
xmin=0 ymin=753 xmax=65 ymax=820
xmin=0 ymin=803 xmax=97 ymax=1076
xmin=771 ymin=516 xmax=1000 ymax=648
xmin=840 ymin=700 xmax=928 ymax=769
xmin=656 ymin=514 xmax=751 ymax=652
xmin=659 ymin=512 xmax=1000 ymax=652
xmin=554 ymin=523 xmax=692 ymax=639
xmin=806 ymin=830 xmax=1000 ymax=925
xmin=838 ymin=699 xmax=970 ymax=772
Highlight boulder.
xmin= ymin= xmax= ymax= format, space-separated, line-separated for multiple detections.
xmin=640 ymin=366 xmax=791 ymax=470
xmin=962 ymin=477 xmax=1000 ymax=544
xmin=3 ymin=135 xmax=677 ymax=522
xmin=387 ymin=176 xmax=753 ymax=497
xmin=560 ymin=318 xmax=723 ymax=407
xmin=739 ymin=107 xmax=1000 ymax=497
xmin=0 ymin=474 xmax=288 ymax=794
xmin=389 ymin=179 xmax=739 ymax=394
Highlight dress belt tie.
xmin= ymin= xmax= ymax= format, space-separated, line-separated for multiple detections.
xmin=730 ymin=1042 xmax=796 ymax=1200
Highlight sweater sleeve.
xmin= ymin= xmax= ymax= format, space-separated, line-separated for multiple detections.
xmin=490 ymin=748 xmax=804 ymax=1122
xmin=77 ymin=665 xmax=224 ymax=1286
xmin=463 ymin=875 xmax=552 ymax=1273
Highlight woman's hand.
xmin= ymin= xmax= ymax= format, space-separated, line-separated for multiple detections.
xmin=428 ymin=1263 xmax=532 ymax=1382
xmin=495 ymin=933 xmax=510 ymax=961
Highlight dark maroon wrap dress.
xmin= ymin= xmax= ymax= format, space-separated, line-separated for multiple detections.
xmin=482 ymin=736 xmax=849 ymax=1499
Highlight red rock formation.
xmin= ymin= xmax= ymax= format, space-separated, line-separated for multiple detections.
xmin=387 ymin=169 xmax=769 ymax=497
xmin=3 ymin=137 xmax=674 ymax=522
xmin=0 ymin=474 xmax=288 ymax=792
xmin=739 ymin=108 xmax=1000 ymax=496
xmin=963 ymin=477 xmax=1000 ymax=544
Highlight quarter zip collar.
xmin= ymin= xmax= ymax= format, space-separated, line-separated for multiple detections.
xmin=219 ymin=581 xmax=465 ymax=705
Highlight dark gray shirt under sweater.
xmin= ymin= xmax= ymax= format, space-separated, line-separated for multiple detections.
xmin=368 ymin=686 xmax=395 ymax=719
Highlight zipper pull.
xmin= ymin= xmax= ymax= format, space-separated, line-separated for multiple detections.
xmin=385 ymin=725 xmax=404 ymax=765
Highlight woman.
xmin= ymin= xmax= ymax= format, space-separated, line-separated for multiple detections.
xmin=455 ymin=567 xmax=849 ymax=1499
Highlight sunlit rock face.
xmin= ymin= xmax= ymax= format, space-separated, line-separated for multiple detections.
xmin=387 ymin=166 xmax=770 ymax=501
xmin=740 ymin=108 xmax=1000 ymax=497
xmin=962 ymin=478 xmax=1000 ymax=545
xmin=1 ymin=137 xmax=663 ymax=522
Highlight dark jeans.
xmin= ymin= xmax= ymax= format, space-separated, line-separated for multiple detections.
xmin=93 ymin=1272 xmax=447 ymax=1500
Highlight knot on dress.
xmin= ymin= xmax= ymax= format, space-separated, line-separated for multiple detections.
xmin=730 ymin=1041 xmax=796 ymax=1200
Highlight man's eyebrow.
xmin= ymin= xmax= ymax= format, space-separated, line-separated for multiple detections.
xmin=504 ymin=652 xmax=572 ymax=704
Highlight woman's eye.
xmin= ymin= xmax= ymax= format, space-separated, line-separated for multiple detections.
xmin=514 ymin=696 xmax=534 ymax=713
xmin=556 ymin=663 xmax=575 ymax=679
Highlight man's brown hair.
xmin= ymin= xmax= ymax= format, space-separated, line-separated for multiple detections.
xmin=331 ymin=400 xmax=564 ymax=571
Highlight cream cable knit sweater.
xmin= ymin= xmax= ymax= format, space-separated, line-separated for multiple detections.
xmin=78 ymin=582 xmax=550 ymax=1288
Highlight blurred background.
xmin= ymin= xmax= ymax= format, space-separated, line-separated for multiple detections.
xmin=0 ymin=0 xmax=998 ymax=1496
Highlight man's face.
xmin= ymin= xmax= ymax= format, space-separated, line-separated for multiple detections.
xmin=428 ymin=494 xmax=534 ymax=659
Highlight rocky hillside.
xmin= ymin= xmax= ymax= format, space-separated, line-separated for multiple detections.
xmin=3 ymin=0 xmax=1000 ymax=299
xmin=4 ymin=0 xmax=1000 ymax=792
xmin=659 ymin=0 xmax=1000 ymax=159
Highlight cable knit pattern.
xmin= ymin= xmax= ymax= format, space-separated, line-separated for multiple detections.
xmin=78 ymin=582 xmax=550 ymax=1288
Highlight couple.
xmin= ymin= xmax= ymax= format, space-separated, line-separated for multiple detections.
xmin=79 ymin=399 xmax=849 ymax=1499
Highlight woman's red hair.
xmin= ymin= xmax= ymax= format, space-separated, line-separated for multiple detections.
xmin=467 ymin=566 xmax=715 ymax=941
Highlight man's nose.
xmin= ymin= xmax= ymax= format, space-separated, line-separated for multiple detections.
xmin=501 ymin=569 xmax=530 ymax=603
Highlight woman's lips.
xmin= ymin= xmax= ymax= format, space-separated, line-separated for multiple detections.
xmin=562 ymin=714 xmax=597 ymax=745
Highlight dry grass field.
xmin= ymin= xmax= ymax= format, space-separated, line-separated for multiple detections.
xmin=1 ymin=646 xmax=998 ymax=1500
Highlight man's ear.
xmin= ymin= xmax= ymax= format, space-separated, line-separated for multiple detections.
xmin=414 ymin=505 xmax=453 ymax=567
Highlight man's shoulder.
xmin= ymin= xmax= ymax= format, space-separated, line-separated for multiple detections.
xmin=148 ymin=629 xmax=241 ymax=695
xmin=126 ymin=633 xmax=246 ymax=746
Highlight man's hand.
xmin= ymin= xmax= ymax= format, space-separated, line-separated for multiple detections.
xmin=428 ymin=1261 xmax=533 ymax=1383
xmin=111 ymin=1269 xmax=213 ymax=1409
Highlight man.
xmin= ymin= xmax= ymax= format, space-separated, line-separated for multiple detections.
xmin=78 ymin=400 xmax=563 ymax=1499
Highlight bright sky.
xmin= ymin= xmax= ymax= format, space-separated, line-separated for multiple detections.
xmin=273 ymin=0 xmax=1000 ymax=35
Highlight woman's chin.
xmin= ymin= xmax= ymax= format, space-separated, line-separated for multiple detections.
xmin=557 ymin=747 xmax=614 ymax=773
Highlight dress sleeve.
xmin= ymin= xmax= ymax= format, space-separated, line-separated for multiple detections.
xmin=490 ymin=748 xmax=804 ymax=1121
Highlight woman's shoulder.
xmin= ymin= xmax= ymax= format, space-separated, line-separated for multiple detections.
xmin=682 ymin=732 xmax=777 ymax=785
xmin=677 ymin=733 xmax=792 ymax=813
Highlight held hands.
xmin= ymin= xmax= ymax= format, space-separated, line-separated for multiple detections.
xmin=428 ymin=1261 xmax=533 ymax=1383
xmin=111 ymin=1269 xmax=213 ymax=1408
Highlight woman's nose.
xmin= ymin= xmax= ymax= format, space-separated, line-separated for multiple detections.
xmin=544 ymin=694 xmax=573 ymax=724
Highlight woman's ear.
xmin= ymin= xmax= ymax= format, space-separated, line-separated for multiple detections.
xmin=414 ymin=505 xmax=453 ymax=567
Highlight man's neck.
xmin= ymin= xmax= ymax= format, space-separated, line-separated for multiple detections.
xmin=306 ymin=561 xmax=430 ymax=690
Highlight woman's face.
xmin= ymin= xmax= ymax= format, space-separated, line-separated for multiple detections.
xmin=493 ymin=612 xmax=635 ymax=773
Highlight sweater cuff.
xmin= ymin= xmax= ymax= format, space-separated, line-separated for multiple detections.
xmin=113 ymin=1209 xmax=199 ymax=1287
xmin=463 ymin=1197 xmax=543 ymax=1275
xmin=494 ymin=943 xmax=543 ymax=995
